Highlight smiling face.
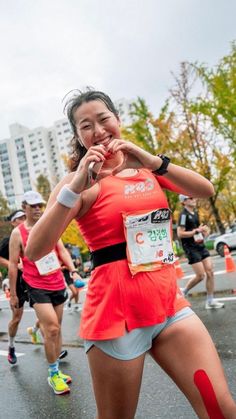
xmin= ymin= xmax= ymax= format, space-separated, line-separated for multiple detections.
xmin=74 ymin=100 xmax=121 ymax=150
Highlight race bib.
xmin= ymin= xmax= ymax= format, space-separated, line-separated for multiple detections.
xmin=123 ymin=208 xmax=174 ymax=275
xmin=35 ymin=251 xmax=61 ymax=276
xmin=193 ymin=232 xmax=204 ymax=244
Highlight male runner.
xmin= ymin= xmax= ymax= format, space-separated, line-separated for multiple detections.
xmin=9 ymin=191 xmax=82 ymax=394
xmin=177 ymin=195 xmax=224 ymax=309
xmin=0 ymin=210 xmax=27 ymax=362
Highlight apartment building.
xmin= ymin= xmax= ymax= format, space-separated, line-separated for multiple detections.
xmin=0 ymin=119 xmax=72 ymax=207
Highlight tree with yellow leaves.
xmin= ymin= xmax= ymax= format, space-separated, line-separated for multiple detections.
xmin=61 ymin=219 xmax=89 ymax=259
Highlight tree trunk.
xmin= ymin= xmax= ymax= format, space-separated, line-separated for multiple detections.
xmin=209 ymin=196 xmax=225 ymax=234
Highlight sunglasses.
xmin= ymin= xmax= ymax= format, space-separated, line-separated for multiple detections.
xmin=28 ymin=203 xmax=44 ymax=208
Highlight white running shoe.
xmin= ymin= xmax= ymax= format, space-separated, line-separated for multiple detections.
xmin=66 ymin=301 xmax=73 ymax=313
xmin=180 ymin=288 xmax=188 ymax=297
xmin=205 ymin=300 xmax=225 ymax=309
xmin=74 ymin=303 xmax=82 ymax=312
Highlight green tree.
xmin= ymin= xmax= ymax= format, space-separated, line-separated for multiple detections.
xmin=0 ymin=191 xmax=11 ymax=241
xmin=61 ymin=220 xmax=89 ymax=258
xmin=35 ymin=174 xmax=51 ymax=202
xmin=120 ymin=45 xmax=236 ymax=232
xmin=122 ymin=97 xmax=196 ymax=216
xmin=192 ymin=41 xmax=236 ymax=157
xmin=168 ymin=61 xmax=233 ymax=233
xmin=122 ymin=97 xmax=157 ymax=153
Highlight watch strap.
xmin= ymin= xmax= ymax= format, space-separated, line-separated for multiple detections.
xmin=152 ymin=154 xmax=170 ymax=176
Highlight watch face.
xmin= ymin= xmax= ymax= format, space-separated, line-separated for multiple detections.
xmin=153 ymin=155 xmax=170 ymax=175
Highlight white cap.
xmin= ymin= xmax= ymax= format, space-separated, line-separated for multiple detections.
xmin=22 ymin=191 xmax=45 ymax=205
xmin=9 ymin=210 xmax=25 ymax=222
xmin=179 ymin=194 xmax=190 ymax=203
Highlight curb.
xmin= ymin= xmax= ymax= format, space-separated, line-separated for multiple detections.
xmin=185 ymin=289 xmax=236 ymax=298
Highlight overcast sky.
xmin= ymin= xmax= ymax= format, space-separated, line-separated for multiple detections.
xmin=0 ymin=0 xmax=235 ymax=139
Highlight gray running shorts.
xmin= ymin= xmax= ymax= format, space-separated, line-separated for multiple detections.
xmin=84 ymin=306 xmax=194 ymax=360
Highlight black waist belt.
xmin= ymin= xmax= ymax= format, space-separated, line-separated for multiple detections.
xmin=91 ymin=242 xmax=127 ymax=269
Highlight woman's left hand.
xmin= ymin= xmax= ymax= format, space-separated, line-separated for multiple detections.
xmin=107 ymin=139 xmax=160 ymax=174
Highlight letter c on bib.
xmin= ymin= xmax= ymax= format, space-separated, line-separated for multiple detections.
xmin=136 ymin=233 xmax=144 ymax=244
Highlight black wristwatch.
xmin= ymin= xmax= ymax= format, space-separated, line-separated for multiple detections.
xmin=152 ymin=154 xmax=170 ymax=176
xmin=70 ymin=270 xmax=78 ymax=276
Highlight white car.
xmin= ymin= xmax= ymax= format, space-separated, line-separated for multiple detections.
xmin=214 ymin=225 xmax=236 ymax=256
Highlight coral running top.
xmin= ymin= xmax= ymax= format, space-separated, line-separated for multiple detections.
xmin=18 ymin=223 xmax=65 ymax=290
xmin=78 ymin=169 xmax=189 ymax=340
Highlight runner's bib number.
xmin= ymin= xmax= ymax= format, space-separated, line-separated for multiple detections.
xmin=123 ymin=208 xmax=174 ymax=275
xmin=193 ymin=232 xmax=204 ymax=244
xmin=35 ymin=251 xmax=60 ymax=276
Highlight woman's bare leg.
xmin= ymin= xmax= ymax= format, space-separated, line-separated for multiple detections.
xmin=150 ymin=314 xmax=236 ymax=418
xmin=87 ymin=346 xmax=145 ymax=419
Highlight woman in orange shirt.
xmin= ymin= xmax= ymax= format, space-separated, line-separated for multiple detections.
xmin=26 ymin=89 xmax=236 ymax=419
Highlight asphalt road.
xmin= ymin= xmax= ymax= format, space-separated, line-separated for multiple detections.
xmin=0 ymin=254 xmax=236 ymax=418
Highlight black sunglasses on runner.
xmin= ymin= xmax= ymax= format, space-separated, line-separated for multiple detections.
xmin=29 ymin=203 xmax=44 ymax=208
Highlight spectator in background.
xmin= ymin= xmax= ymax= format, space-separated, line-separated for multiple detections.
xmin=0 ymin=210 xmax=28 ymax=351
xmin=61 ymin=243 xmax=84 ymax=312
xmin=177 ymin=195 xmax=224 ymax=309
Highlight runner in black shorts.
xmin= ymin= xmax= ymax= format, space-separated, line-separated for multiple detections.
xmin=177 ymin=195 xmax=224 ymax=309
xmin=26 ymin=286 xmax=68 ymax=307
xmin=0 ymin=210 xmax=28 ymax=364
xmin=9 ymin=191 xmax=74 ymax=395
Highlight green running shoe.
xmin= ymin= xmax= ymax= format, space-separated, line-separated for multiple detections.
xmin=27 ymin=327 xmax=41 ymax=344
xmin=48 ymin=372 xmax=70 ymax=395
xmin=58 ymin=370 xmax=72 ymax=384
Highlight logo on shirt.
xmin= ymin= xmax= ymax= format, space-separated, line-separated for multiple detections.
xmin=124 ymin=178 xmax=154 ymax=195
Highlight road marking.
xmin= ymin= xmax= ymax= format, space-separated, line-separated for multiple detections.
xmin=182 ymin=270 xmax=227 ymax=280
xmin=212 ymin=297 xmax=236 ymax=302
xmin=0 ymin=350 xmax=25 ymax=357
